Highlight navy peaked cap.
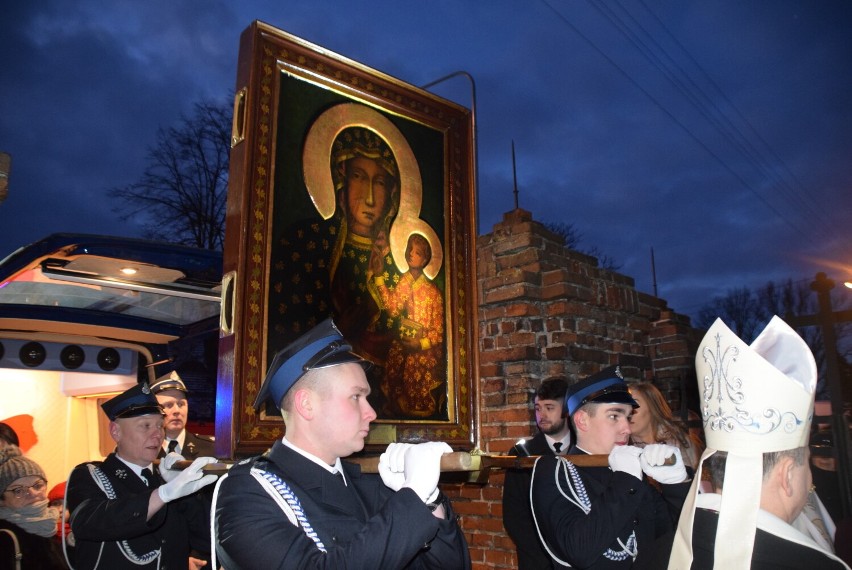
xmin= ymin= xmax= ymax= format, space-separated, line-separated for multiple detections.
xmin=565 ymin=365 xmax=638 ymax=416
xmin=102 ymin=382 xmax=164 ymax=420
xmin=254 ymin=318 xmax=366 ymax=411
xmin=150 ymin=371 xmax=188 ymax=395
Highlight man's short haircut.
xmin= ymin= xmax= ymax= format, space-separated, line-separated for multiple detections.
xmin=536 ymin=377 xmax=568 ymax=401
xmin=280 ymin=366 xmax=328 ymax=414
xmin=704 ymin=447 xmax=807 ymax=490
xmin=763 ymin=447 xmax=807 ymax=480
xmin=568 ymin=401 xmax=600 ymax=431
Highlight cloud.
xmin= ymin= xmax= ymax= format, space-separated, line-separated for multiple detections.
xmin=1 ymin=0 xmax=850 ymax=321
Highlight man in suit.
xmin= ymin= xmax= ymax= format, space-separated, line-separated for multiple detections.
xmin=502 ymin=377 xmax=571 ymax=569
xmin=66 ymin=383 xmax=217 ymax=569
xmin=150 ymin=371 xmax=216 ymax=459
xmin=530 ymin=365 xmax=691 ymax=568
xmin=214 ymin=318 xmax=470 ymax=569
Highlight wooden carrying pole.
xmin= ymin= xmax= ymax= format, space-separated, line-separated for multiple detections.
xmin=160 ymin=451 xmax=665 ymax=482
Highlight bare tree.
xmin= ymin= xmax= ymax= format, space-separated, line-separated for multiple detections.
xmin=695 ymin=277 xmax=851 ymax=400
xmin=544 ymin=221 xmax=621 ymax=271
xmin=695 ymin=286 xmax=760 ymax=340
xmin=110 ymin=100 xmax=231 ymax=250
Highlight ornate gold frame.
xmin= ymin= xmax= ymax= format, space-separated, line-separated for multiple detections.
xmin=216 ymin=21 xmax=479 ymax=457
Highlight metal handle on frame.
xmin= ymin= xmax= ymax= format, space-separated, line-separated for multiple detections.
xmin=231 ymin=87 xmax=247 ymax=148
xmin=220 ymin=271 xmax=236 ymax=335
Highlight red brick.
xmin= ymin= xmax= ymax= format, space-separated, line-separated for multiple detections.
xmin=544 ymin=345 xmax=567 ymax=359
xmin=507 ymin=330 xmax=535 ymax=346
xmin=504 ymin=302 xmax=539 ymax=317
xmin=479 ymin=345 xmax=539 ymax=363
xmin=468 ymin=206 xmax=698 ymax=568
xmin=482 ymin=283 xmax=540 ymax=303
xmin=485 ymin=407 xmax=531 ymax=423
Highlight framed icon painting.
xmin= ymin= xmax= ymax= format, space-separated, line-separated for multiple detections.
xmin=216 ymin=21 xmax=479 ymax=457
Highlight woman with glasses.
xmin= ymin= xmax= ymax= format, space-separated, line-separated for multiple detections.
xmin=0 ymin=445 xmax=68 ymax=568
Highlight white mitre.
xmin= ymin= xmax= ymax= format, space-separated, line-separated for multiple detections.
xmin=668 ymin=315 xmax=817 ymax=569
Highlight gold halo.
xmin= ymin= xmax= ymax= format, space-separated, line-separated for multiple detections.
xmin=302 ymin=102 xmax=422 ymax=220
xmin=390 ymin=217 xmax=443 ymax=279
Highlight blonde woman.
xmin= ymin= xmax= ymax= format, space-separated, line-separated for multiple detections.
xmin=628 ymin=382 xmax=704 ymax=471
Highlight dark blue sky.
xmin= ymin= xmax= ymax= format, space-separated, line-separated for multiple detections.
xmin=1 ymin=1 xmax=850 ymax=319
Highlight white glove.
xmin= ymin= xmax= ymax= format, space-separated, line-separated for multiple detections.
xmin=378 ymin=442 xmax=413 ymax=491
xmin=158 ymin=452 xmax=185 ymax=483
xmin=640 ymin=444 xmax=687 ymax=484
xmin=157 ymin=456 xmax=217 ymax=502
xmin=608 ymin=445 xmax=643 ymax=480
xmin=402 ymin=442 xmax=452 ymax=503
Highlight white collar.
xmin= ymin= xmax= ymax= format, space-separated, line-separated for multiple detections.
xmin=281 ymin=437 xmax=346 ymax=483
xmin=163 ymin=429 xmax=186 ymax=451
xmin=544 ymin=433 xmax=571 ymax=453
xmin=115 ymin=454 xmax=153 ymax=482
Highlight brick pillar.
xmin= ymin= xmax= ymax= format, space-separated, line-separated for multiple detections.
xmin=457 ymin=208 xmax=698 ymax=569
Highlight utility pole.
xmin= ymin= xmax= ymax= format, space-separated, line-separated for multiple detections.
xmin=511 ymin=140 xmax=519 ymax=210
xmin=786 ymin=272 xmax=852 ymax=519
xmin=651 ymin=246 xmax=658 ymax=297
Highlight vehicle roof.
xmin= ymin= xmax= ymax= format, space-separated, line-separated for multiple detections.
xmin=0 ymin=233 xmax=222 ymax=342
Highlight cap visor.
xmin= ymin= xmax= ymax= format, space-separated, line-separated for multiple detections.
xmin=114 ymin=405 xmax=165 ymax=419
xmin=587 ymin=391 xmax=639 ymax=408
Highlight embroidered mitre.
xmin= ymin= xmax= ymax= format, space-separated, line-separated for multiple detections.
xmin=699 ymin=315 xmax=816 ymax=453
xmin=668 ymin=315 xmax=817 ymax=570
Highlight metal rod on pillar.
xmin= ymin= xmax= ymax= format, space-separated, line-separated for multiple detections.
xmin=651 ymin=246 xmax=658 ymax=297
xmin=511 ymin=140 xmax=519 ymax=210
xmin=811 ymin=272 xmax=852 ymax=520
xmin=420 ymin=71 xmax=479 ymax=232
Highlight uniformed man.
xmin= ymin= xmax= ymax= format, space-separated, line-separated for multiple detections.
xmin=530 ymin=365 xmax=691 ymax=568
xmin=150 ymin=371 xmax=215 ymax=459
xmin=213 ymin=318 xmax=471 ymax=569
xmin=66 ymin=383 xmax=217 ymax=569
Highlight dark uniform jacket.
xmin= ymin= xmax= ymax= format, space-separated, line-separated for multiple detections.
xmin=659 ymin=507 xmax=848 ymax=570
xmin=502 ymin=432 xmax=554 ymax=570
xmin=66 ymin=453 xmax=210 ymax=569
xmin=531 ymin=445 xmax=689 ymax=569
xmin=0 ymin=518 xmax=68 ymax=569
xmin=214 ymin=439 xmax=471 ymax=569
xmin=158 ymin=431 xmax=216 ymax=460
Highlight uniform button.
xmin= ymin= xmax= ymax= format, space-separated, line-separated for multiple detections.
xmin=628 ymin=488 xmax=636 ymax=495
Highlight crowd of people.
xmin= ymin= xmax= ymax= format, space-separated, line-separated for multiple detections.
xmin=2 ymin=315 xmax=850 ymax=569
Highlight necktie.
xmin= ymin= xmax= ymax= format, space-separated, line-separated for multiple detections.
xmin=167 ymin=439 xmax=179 ymax=454
xmin=141 ymin=467 xmax=158 ymax=487
xmin=553 ymin=442 xmax=562 ymax=454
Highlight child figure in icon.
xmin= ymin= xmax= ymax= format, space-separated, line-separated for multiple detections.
xmin=375 ymin=232 xmax=444 ymax=417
